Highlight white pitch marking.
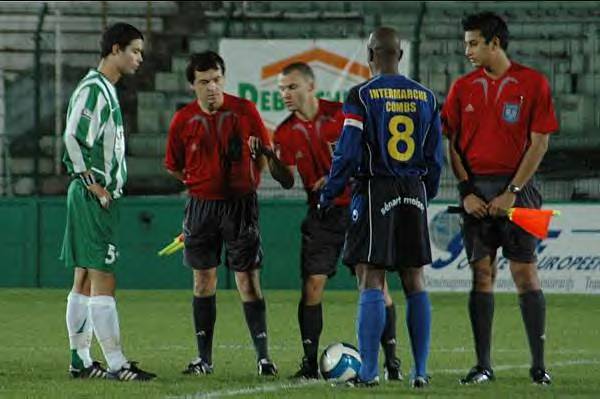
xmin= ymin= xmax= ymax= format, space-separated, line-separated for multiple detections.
xmin=165 ymin=379 xmax=325 ymax=399
xmin=151 ymin=344 xmax=599 ymax=357
xmin=168 ymin=359 xmax=600 ymax=399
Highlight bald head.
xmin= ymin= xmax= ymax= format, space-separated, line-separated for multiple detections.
xmin=367 ymin=27 xmax=402 ymax=75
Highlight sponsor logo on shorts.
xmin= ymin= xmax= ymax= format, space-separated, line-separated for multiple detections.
xmin=380 ymin=195 xmax=424 ymax=216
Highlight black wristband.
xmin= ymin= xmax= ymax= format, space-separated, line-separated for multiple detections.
xmin=457 ymin=180 xmax=476 ymax=198
xmin=79 ymin=173 xmax=96 ymax=187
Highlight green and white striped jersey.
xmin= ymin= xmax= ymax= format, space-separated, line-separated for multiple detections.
xmin=63 ymin=69 xmax=127 ymax=199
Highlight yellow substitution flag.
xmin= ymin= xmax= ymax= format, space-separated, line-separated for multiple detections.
xmin=158 ymin=233 xmax=184 ymax=256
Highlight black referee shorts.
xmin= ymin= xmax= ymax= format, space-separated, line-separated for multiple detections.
xmin=461 ymin=175 xmax=542 ymax=264
xmin=342 ymin=176 xmax=432 ymax=271
xmin=183 ymin=192 xmax=263 ymax=272
xmin=300 ymin=206 xmax=349 ymax=278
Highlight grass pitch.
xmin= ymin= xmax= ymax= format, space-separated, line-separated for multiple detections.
xmin=1 ymin=289 xmax=599 ymax=398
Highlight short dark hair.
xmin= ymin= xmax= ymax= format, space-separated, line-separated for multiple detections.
xmin=281 ymin=62 xmax=315 ymax=81
xmin=186 ymin=51 xmax=226 ymax=84
xmin=100 ymin=23 xmax=144 ymax=58
xmin=462 ymin=12 xmax=509 ymax=50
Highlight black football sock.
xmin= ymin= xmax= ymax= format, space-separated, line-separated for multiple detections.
xmin=469 ymin=291 xmax=494 ymax=370
xmin=193 ymin=295 xmax=216 ymax=364
xmin=381 ymin=304 xmax=398 ymax=365
xmin=299 ymin=301 xmax=322 ymax=367
xmin=519 ymin=290 xmax=546 ymax=370
xmin=243 ymin=299 xmax=269 ymax=360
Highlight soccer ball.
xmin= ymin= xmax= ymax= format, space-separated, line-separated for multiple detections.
xmin=319 ymin=342 xmax=362 ymax=382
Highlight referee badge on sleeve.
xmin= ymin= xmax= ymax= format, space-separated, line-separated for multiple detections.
xmin=502 ymin=103 xmax=520 ymax=124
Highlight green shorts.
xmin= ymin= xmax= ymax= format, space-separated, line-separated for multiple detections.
xmin=60 ymin=180 xmax=120 ymax=273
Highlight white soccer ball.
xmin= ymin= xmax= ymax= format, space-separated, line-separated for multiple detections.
xmin=319 ymin=342 xmax=362 ymax=382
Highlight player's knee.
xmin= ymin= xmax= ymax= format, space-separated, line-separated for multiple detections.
xmin=236 ymin=279 xmax=252 ymax=296
xmin=235 ymin=271 xmax=262 ymax=300
xmin=304 ymin=275 xmax=326 ymax=291
xmin=72 ymin=279 xmax=90 ymax=296
xmin=515 ymin=280 xmax=539 ymax=293
xmin=72 ymin=268 xmax=89 ymax=294
xmin=472 ymin=271 xmax=494 ymax=292
xmin=303 ymin=276 xmax=326 ymax=304
xmin=193 ymin=271 xmax=217 ymax=296
xmin=472 ymin=266 xmax=494 ymax=286
xmin=400 ymin=268 xmax=425 ymax=295
xmin=193 ymin=282 xmax=216 ymax=297
xmin=513 ymin=272 xmax=540 ymax=293
xmin=358 ymin=269 xmax=385 ymax=291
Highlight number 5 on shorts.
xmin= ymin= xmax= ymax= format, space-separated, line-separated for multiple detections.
xmin=105 ymin=243 xmax=118 ymax=265
xmin=387 ymin=115 xmax=415 ymax=162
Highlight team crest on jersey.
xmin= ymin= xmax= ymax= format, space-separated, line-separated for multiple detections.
xmin=502 ymin=103 xmax=520 ymax=124
xmin=295 ymin=150 xmax=303 ymax=159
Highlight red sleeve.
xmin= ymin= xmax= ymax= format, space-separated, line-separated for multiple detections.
xmin=441 ymin=79 xmax=461 ymax=138
xmin=245 ymin=101 xmax=271 ymax=146
xmin=530 ymin=75 xmax=559 ymax=134
xmin=273 ymin=125 xmax=296 ymax=166
xmin=164 ymin=111 xmax=185 ymax=172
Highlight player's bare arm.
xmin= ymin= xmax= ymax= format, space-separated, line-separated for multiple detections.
xmin=488 ymin=132 xmax=549 ymax=217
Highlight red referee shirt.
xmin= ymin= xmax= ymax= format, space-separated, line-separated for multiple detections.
xmin=441 ymin=62 xmax=559 ymax=175
xmin=164 ymin=93 xmax=271 ymax=199
xmin=273 ymin=98 xmax=351 ymax=207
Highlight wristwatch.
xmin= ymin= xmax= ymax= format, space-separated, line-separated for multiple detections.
xmin=508 ymin=184 xmax=522 ymax=194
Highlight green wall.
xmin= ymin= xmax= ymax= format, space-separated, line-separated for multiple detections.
xmin=0 ymin=197 xmax=384 ymax=290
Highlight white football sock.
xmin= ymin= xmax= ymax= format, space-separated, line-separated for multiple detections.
xmin=66 ymin=292 xmax=93 ymax=368
xmin=89 ymin=295 xmax=128 ymax=372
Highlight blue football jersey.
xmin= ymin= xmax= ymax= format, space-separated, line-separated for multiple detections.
xmin=320 ymin=74 xmax=443 ymax=205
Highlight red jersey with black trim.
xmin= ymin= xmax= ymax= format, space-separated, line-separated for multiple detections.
xmin=164 ymin=93 xmax=271 ymax=199
xmin=273 ymin=98 xmax=350 ymax=207
xmin=441 ymin=62 xmax=559 ymax=175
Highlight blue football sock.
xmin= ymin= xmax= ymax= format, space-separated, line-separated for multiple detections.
xmin=357 ymin=288 xmax=385 ymax=381
xmin=406 ymin=291 xmax=431 ymax=378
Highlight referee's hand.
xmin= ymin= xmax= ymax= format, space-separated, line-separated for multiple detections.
xmin=463 ymin=193 xmax=487 ymax=219
xmin=488 ymin=191 xmax=515 ymax=218
xmin=87 ymin=183 xmax=112 ymax=209
xmin=248 ymin=136 xmax=275 ymax=160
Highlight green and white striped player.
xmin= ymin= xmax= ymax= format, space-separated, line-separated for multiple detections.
xmin=60 ymin=22 xmax=155 ymax=382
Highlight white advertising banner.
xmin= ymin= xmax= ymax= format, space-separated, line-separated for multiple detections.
xmin=219 ymin=39 xmax=411 ymax=130
xmin=427 ymin=204 xmax=600 ymax=294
